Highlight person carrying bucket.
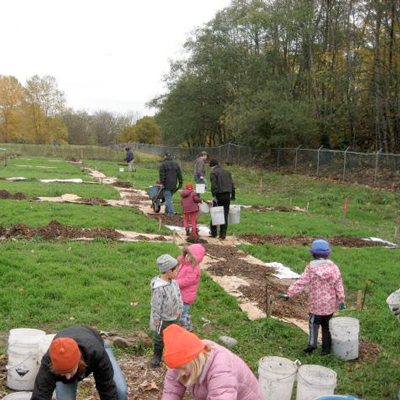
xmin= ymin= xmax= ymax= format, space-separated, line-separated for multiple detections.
xmin=161 ymin=324 xmax=262 ymax=400
xmin=282 ymin=239 xmax=345 ymax=355
xmin=181 ymin=182 xmax=202 ymax=238
xmin=31 ymin=325 xmax=127 ymax=400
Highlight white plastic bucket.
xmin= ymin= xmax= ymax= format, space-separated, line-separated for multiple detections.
xmin=196 ymin=183 xmax=205 ymax=193
xmin=210 ymin=206 xmax=225 ymax=225
xmin=258 ymin=356 xmax=297 ymax=400
xmin=197 ymin=201 xmax=210 ymax=218
xmin=296 ymin=364 xmax=337 ymax=400
xmin=7 ymin=328 xmax=46 ymax=390
xmin=387 ymin=288 xmax=400 ymax=323
xmin=3 ymin=392 xmax=33 ymax=400
xmin=38 ymin=334 xmax=56 ymax=360
xmin=119 ymin=167 xmax=124 ymax=172
xmin=330 ymin=317 xmax=360 ymax=360
xmin=228 ymin=205 xmax=241 ymax=224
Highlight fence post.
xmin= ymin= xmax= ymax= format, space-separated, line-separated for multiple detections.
xmin=277 ymin=148 xmax=281 ymax=167
xmin=342 ymin=146 xmax=350 ymax=181
xmin=316 ymin=146 xmax=323 ymax=176
xmin=294 ymin=145 xmax=302 ymax=173
xmin=374 ymin=148 xmax=382 ymax=186
xmin=227 ymin=143 xmax=231 ymax=164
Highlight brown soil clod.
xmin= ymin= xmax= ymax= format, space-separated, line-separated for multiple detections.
xmin=113 ymin=181 xmax=133 ymax=188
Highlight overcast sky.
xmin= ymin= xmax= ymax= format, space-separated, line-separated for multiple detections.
xmin=1 ymin=0 xmax=232 ymax=117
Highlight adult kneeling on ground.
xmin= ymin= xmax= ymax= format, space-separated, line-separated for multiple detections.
xmin=161 ymin=324 xmax=261 ymax=400
xmin=31 ymin=325 xmax=127 ymax=400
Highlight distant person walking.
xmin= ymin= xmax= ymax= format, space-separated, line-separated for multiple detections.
xmin=209 ymin=159 xmax=235 ymax=240
xmin=193 ymin=151 xmax=208 ymax=184
xmin=181 ymin=182 xmax=202 ymax=237
xmin=159 ymin=152 xmax=183 ymax=215
xmin=124 ymin=147 xmax=135 ymax=172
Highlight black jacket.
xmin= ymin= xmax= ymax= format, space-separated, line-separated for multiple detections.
xmin=124 ymin=150 xmax=134 ymax=163
xmin=159 ymin=157 xmax=183 ymax=191
xmin=210 ymin=165 xmax=235 ymax=198
xmin=31 ymin=326 xmax=117 ymax=400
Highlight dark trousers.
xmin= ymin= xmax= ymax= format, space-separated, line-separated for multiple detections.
xmin=308 ymin=313 xmax=333 ymax=352
xmin=153 ymin=319 xmax=178 ymax=352
xmin=210 ymin=192 xmax=230 ymax=238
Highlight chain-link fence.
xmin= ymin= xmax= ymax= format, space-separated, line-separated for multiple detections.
xmin=273 ymin=147 xmax=400 ymax=187
xmin=121 ymin=142 xmax=255 ymax=165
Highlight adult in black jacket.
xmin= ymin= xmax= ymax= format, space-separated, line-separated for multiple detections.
xmin=31 ymin=326 xmax=127 ymax=400
xmin=209 ymin=159 xmax=235 ymax=239
xmin=159 ymin=153 xmax=183 ymax=215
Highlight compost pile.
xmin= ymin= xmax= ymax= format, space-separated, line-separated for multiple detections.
xmin=78 ymin=197 xmax=109 ymax=205
xmin=113 ymin=181 xmax=133 ymax=189
xmin=238 ymin=234 xmax=392 ymax=248
xmin=205 ymin=244 xmax=309 ymax=321
xmin=0 ymin=190 xmax=27 ymax=200
xmin=0 ymin=220 xmax=123 ymax=240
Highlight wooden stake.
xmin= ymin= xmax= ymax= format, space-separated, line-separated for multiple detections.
xmin=267 ymin=295 xmax=274 ymax=317
xmin=259 ymin=178 xmax=263 ymax=195
xmin=306 ymin=201 xmax=309 ymax=211
xmin=342 ymin=197 xmax=349 ymax=225
xmin=158 ymin=217 xmax=162 ymax=232
xmin=265 ymin=286 xmax=269 ymax=314
xmin=356 ymin=290 xmax=363 ymax=311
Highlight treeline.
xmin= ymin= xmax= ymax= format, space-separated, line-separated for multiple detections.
xmin=150 ymin=0 xmax=400 ymax=153
xmin=0 ymin=75 xmax=161 ymax=145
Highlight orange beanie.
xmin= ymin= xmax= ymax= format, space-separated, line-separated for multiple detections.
xmin=163 ymin=324 xmax=205 ymax=369
xmin=49 ymin=337 xmax=81 ymax=372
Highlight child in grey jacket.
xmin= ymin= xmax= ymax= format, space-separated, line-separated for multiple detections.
xmin=150 ymin=254 xmax=183 ymax=368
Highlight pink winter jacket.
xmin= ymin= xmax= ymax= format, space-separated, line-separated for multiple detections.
xmin=161 ymin=340 xmax=262 ymax=400
xmin=176 ymin=244 xmax=205 ymax=304
xmin=181 ymin=189 xmax=201 ymax=214
xmin=287 ymin=259 xmax=345 ymax=315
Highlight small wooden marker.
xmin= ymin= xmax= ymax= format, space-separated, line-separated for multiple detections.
xmin=356 ymin=290 xmax=363 ymax=311
xmin=158 ymin=217 xmax=162 ymax=231
xmin=267 ymin=295 xmax=274 ymax=317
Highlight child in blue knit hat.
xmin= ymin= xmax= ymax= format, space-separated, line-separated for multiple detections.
xmin=285 ymin=239 xmax=345 ymax=355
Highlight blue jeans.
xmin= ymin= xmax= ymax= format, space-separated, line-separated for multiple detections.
xmin=163 ymin=189 xmax=174 ymax=214
xmin=180 ymin=303 xmax=193 ymax=331
xmin=56 ymin=343 xmax=127 ymax=400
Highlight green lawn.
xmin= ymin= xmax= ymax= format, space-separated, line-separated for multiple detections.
xmin=1 ymin=150 xmax=400 ymax=399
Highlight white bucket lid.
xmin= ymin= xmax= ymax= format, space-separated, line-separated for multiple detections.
xmin=2 ymin=392 xmax=33 ymax=400
xmin=258 ymin=356 xmax=298 ymax=376
xmin=9 ymin=328 xmax=46 ymax=337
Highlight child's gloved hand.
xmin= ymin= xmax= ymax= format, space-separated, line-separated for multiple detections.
xmin=277 ymin=294 xmax=289 ymax=300
xmin=339 ymin=303 xmax=346 ymax=311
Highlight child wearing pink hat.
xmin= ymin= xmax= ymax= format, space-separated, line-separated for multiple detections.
xmin=181 ymin=182 xmax=202 ymax=237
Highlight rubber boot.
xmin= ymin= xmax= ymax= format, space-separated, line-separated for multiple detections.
xmin=150 ymin=346 xmax=163 ymax=368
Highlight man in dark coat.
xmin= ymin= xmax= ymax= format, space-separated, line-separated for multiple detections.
xmin=31 ymin=325 xmax=127 ymax=400
xmin=209 ymin=159 xmax=235 ymax=240
xmin=159 ymin=153 xmax=183 ymax=215
xmin=124 ymin=147 xmax=135 ymax=172
xmin=193 ymin=151 xmax=208 ymax=183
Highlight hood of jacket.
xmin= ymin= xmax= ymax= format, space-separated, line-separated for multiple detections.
xmin=310 ymin=259 xmax=339 ymax=281
xmin=188 ymin=244 xmax=206 ymax=263
xmin=151 ymin=276 xmax=171 ymax=289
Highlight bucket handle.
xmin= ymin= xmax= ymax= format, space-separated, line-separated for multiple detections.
xmin=265 ymin=360 xmax=300 ymax=382
xmin=6 ymin=352 xmax=36 ymax=371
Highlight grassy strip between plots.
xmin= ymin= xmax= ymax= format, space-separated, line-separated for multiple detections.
xmin=0 ymin=240 xmax=399 ymax=398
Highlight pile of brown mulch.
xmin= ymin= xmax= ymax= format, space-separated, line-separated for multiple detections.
xmin=250 ymin=205 xmax=304 ymax=212
xmin=1 ymin=220 xmax=123 ymax=240
xmin=66 ymin=157 xmax=79 ymax=162
xmin=238 ymin=234 xmax=393 ymax=248
xmin=147 ymin=213 xmax=183 ymax=226
xmin=78 ymin=197 xmax=109 ymax=205
xmin=113 ymin=181 xmax=133 ymax=188
xmin=205 ymin=244 xmax=309 ymax=321
xmin=358 ymin=338 xmax=384 ymax=361
xmin=0 ymin=190 xmax=27 ymax=200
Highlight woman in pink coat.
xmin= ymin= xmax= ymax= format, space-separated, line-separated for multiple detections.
xmin=161 ymin=324 xmax=262 ymax=400
xmin=286 ymin=239 xmax=345 ymax=355
xmin=176 ymin=243 xmax=206 ymax=331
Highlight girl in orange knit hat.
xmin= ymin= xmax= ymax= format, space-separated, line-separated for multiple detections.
xmin=161 ymin=324 xmax=261 ymax=400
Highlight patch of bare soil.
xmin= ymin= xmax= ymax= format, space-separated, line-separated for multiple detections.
xmin=2 ymin=220 xmax=123 ymax=240
xmin=0 ymin=190 xmax=27 ymax=200
xmin=126 ymin=195 xmax=151 ymax=204
xmin=66 ymin=157 xmax=79 ymax=162
xmin=238 ymin=234 xmax=391 ymax=248
xmin=113 ymin=181 xmax=133 ymax=189
xmin=206 ymin=244 xmax=309 ymax=320
xmin=250 ymin=205 xmax=304 ymax=212
xmin=78 ymin=197 xmax=110 ymax=206
xmin=148 ymin=213 xmax=184 ymax=227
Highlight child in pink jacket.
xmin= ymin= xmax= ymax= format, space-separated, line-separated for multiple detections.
xmin=286 ymin=239 xmax=345 ymax=355
xmin=161 ymin=324 xmax=262 ymax=400
xmin=176 ymin=244 xmax=206 ymax=331
xmin=181 ymin=182 xmax=202 ymax=237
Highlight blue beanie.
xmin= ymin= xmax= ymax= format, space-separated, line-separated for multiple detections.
xmin=310 ymin=239 xmax=331 ymax=256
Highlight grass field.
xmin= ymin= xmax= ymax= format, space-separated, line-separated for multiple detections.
xmin=1 ymin=147 xmax=400 ymax=399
